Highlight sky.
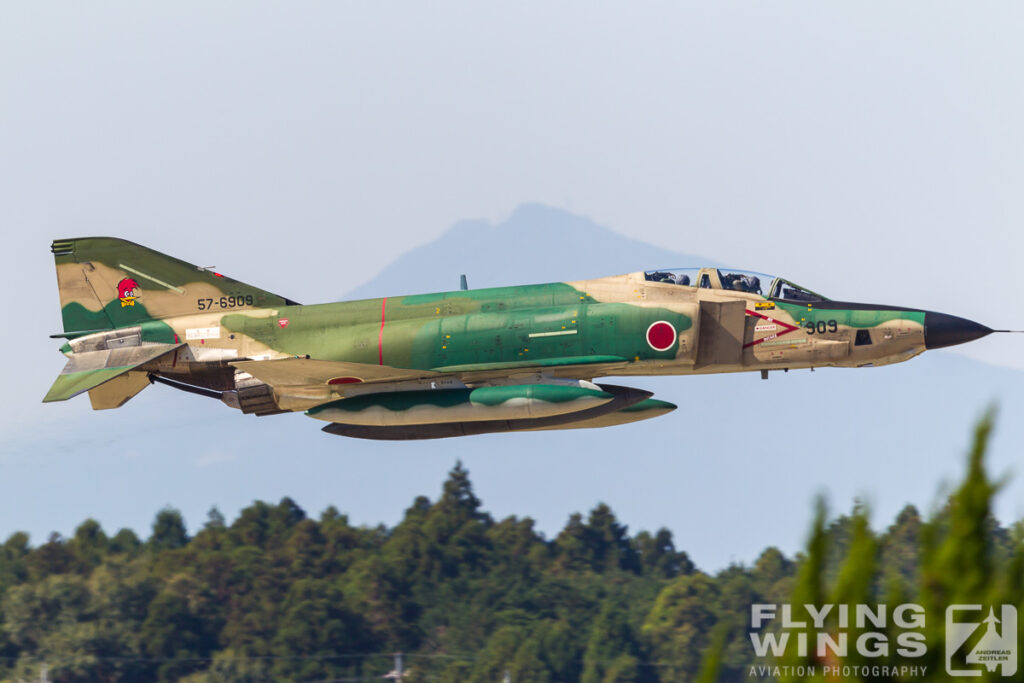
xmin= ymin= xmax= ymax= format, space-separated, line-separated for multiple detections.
xmin=1 ymin=3 xmax=1023 ymax=569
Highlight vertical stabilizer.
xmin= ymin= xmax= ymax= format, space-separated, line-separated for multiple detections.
xmin=51 ymin=237 xmax=299 ymax=336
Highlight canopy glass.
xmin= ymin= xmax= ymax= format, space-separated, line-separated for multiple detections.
xmin=643 ymin=268 xmax=828 ymax=302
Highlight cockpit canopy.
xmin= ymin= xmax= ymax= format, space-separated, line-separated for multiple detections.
xmin=643 ymin=268 xmax=827 ymax=302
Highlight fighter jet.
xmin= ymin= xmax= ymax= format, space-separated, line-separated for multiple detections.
xmin=45 ymin=238 xmax=1004 ymax=439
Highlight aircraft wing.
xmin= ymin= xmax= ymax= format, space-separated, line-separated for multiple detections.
xmin=43 ymin=343 xmax=184 ymax=403
xmin=230 ymin=358 xmax=441 ymax=387
xmin=230 ymin=354 xmax=633 ymax=390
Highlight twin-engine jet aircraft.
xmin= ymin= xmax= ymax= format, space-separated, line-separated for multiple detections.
xmin=46 ymin=238 xmax=998 ymax=439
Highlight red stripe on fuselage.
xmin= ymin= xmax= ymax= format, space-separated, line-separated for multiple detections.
xmin=378 ymin=297 xmax=387 ymax=365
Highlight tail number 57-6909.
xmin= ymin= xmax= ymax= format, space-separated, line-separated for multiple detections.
xmin=197 ymin=295 xmax=255 ymax=310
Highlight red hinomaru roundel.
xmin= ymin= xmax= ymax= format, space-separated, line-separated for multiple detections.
xmin=646 ymin=320 xmax=677 ymax=352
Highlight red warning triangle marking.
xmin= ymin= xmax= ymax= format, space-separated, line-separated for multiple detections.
xmin=743 ymin=310 xmax=801 ymax=348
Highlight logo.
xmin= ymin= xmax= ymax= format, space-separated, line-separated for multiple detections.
xmin=755 ymin=302 xmax=775 ymax=310
xmin=277 ymin=318 xmax=289 ymax=329
xmin=116 ymin=277 xmax=139 ymax=307
xmin=748 ymin=603 xmax=928 ymax=679
xmin=946 ymin=605 xmax=1017 ymax=677
xmin=747 ymin=602 xmax=1019 ymax=680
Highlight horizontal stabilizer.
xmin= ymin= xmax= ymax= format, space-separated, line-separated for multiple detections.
xmin=43 ymin=343 xmax=182 ymax=403
xmin=88 ymin=371 xmax=152 ymax=410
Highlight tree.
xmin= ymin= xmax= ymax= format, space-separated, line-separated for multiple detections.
xmin=829 ymin=503 xmax=879 ymax=677
xmin=585 ymin=504 xmax=640 ymax=574
xmin=0 ymin=532 xmax=29 ymax=592
xmin=470 ymin=625 xmax=526 ymax=682
xmin=878 ymin=505 xmax=921 ymax=591
xmin=108 ymin=528 xmax=142 ymax=555
xmin=25 ymin=533 xmax=77 ymax=579
xmin=204 ymin=506 xmax=226 ymax=530
xmin=554 ymin=504 xmax=643 ymax=575
xmin=750 ymin=546 xmax=793 ymax=605
xmin=0 ymin=414 xmax=1019 ymax=682
xmin=642 ymin=572 xmax=720 ymax=680
xmin=582 ymin=596 xmax=642 ymax=683
xmin=141 ymin=590 xmax=208 ymax=681
xmin=778 ymin=498 xmax=828 ymax=683
xmin=270 ymin=578 xmax=379 ymax=681
xmin=633 ymin=529 xmax=693 ymax=579
xmin=150 ymin=508 xmax=188 ymax=552
xmin=918 ymin=409 xmax=1003 ymax=680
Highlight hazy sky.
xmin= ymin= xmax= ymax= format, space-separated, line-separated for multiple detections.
xmin=2 ymin=3 xmax=1023 ymax=565
xmin=5 ymin=2 xmax=1023 ymax=369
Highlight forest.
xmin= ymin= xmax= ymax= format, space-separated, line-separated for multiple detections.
xmin=1 ymin=412 xmax=1020 ymax=682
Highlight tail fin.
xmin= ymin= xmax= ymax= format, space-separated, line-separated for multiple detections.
xmin=52 ymin=237 xmax=300 ymax=336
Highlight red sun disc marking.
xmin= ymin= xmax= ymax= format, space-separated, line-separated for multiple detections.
xmin=646 ymin=321 xmax=677 ymax=351
xmin=327 ymin=377 xmax=363 ymax=385
xmin=278 ymin=318 xmax=289 ymax=328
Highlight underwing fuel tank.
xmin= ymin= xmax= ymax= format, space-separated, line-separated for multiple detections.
xmin=319 ymin=383 xmax=654 ymax=440
xmin=306 ymin=383 xmax=615 ymax=427
xmin=523 ymin=398 xmax=677 ymax=431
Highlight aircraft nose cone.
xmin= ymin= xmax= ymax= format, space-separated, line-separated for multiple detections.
xmin=924 ymin=312 xmax=993 ymax=349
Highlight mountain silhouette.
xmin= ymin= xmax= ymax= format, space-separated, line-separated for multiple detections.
xmin=346 ymin=203 xmax=720 ymax=299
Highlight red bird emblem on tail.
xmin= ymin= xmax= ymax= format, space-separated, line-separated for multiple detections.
xmin=117 ymin=277 xmax=139 ymax=307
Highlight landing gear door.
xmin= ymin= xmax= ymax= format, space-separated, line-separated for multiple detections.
xmin=695 ymin=301 xmax=746 ymax=368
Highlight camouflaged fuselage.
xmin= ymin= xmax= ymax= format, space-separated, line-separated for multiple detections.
xmin=46 ymin=238 xmax=993 ymax=437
